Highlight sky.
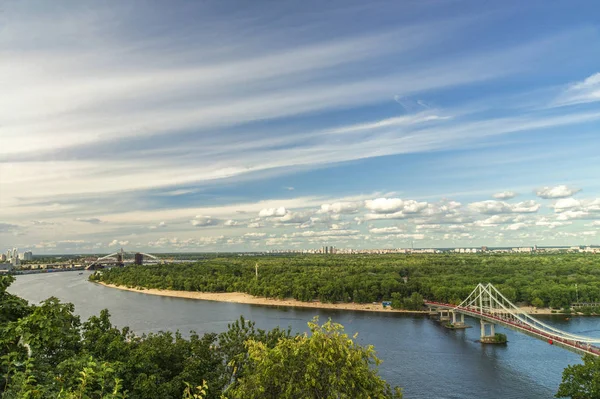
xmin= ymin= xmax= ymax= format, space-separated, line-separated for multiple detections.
xmin=1 ymin=0 xmax=599 ymax=254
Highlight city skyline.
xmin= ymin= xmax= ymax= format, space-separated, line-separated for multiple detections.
xmin=1 ymin=1 xmax=600 ymax=253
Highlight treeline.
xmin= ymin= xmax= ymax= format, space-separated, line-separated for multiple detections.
xmin=0 ymin=275 xmax=401 ymax=399
xmin=93 ymin=254 xmax=600 ymax=308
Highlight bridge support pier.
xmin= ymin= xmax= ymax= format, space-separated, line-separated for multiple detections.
xmin=480 ymin=320 xmax=504 ymax=344
xmin=452 ymin=312 xmax=466 ymax=327
xmin=445 ymin=311 xmax=470 ymax=329
xmin=439 ymin=310 xmax=450 ymax=322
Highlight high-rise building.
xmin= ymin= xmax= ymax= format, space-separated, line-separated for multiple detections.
xmin=23 ymin=251 xmax=33 ymax=261
xmin=134 ymin=253 xmax=143 ymax=265
xmin=0 ymin=254 xmax=6 ymax=262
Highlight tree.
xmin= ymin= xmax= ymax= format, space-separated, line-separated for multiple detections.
xmin=531 ymin=297 xmax=545 ymax=308
xmin=225 ymin=317 xmax=402 ymax=399
xmin=556 ymin=355 xmax=600 ymax=399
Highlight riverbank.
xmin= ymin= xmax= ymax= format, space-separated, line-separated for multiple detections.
xmin=96 ymin=282 xmax=429 ymax=314
xmin=95 ymin=282 xmax=574 ymax=315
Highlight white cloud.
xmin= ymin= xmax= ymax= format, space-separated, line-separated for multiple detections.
xmin=369 ymin=226 xmax=404 ymax=234
xmin=555 ymin=72 xmax=600 ymax=106
xmin=258 ymin=207 xmax=287 ymax=217
xmin=329 ymin=222 xmax=350 ymax=230
xmin=243 ymin=232 xmax=267 ymax=240
xmin=469 ymin=200 xmax=540 ymax=215
xmin=493 ymin=191 xmax=517 ymax=200
xmin=473 ymin=215 xmax=516 ymax=227
xmin=278 ymin=211 xmax=313 ymax=224
xmin=536 ymin=185 xmax=580 ymax=199
xmin=504 ymin=223 xmax=528 ymax=231
xmin=291 ymin=229 xmax=360 ymax=238
xmin=551 ymin=198 xmax=582 ymax=212
xmin=365 ymin=198 xmax=428 ymax=214
xmin=535 ymin=218 xmax=571 ymax=229
xmin=556 ymin=210 xmax=590 ymax=221
xmin=318 ymin=201 xmax=362 ymax=214
xmin=191 ymin=215 xmax=218 ymax=227
xmin=224 ymin=219 xmax=239 ymax=227
xmin=108 ymin=239 xmax=129 ymax=247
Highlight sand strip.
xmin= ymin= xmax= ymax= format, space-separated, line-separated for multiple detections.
xmin=96 ymin=282 xmax=428 ymax=314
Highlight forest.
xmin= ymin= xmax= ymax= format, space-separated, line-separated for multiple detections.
xmin=92 ymin=254 xmax=600 ymax=309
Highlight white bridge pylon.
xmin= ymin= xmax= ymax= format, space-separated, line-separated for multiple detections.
xmin=426 ymin=283 xmax=600 ymax=356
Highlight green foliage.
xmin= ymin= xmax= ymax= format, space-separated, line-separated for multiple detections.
xmin=224 ymin=317 xmax=402 ymax=399
xmin=493 ymin=333 xmax=507 ymax=344
xmin=1 ymin=276 xmax=401 ymax=399
xmin=556 ymin=355 xmax=600 ymax=399
xmin=92 ymin=254 xmax=600 ymax=307
xmin=532 ymin=297 xmax=545 ymax=308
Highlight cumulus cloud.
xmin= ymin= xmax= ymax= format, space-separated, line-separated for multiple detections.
xmin=329 ymin=222 xmax=350 ymax=230
xmin=493 ymin=191 xmax=517 ymax=200
xmin=551 ymin=198 xmax=600 ymax=218
xmin=469 ymin=200 xmax=540 ymax=214
xmin=258 ymin=207 xmax=287 ymax=217
xmin=556 ymin=210 xmax=590 ymax=221
xmin=503 ymin=222 xmax=528 ymax=231
xmin=473 ymin=215 xmax=518 ymax=227
xmin=536 ymin=185 xmax=580 ymax=199
xmin=224 ymin=219 xmax=239 ymax=227
xmin=150 ymin=221 xmax=167 ymax=229
xmin=535 ymin=217 xmax=571 ymax=229
xmin=147 ymin=236 xmax=225 ymax=248
xmin=108 ymin=239 xmax=130 ymax=247
xmin=318 ymin=201 xmax=362 ymax=214
xmin=291 ymin=229 xmax=360 ymax=238
xmin=243 ymin=232 xmax=267 ymax=240
xmin=191 ymin=215 xmax=218 ymax=226
xmin=552 ymin=198 xmax=581 ymax=211
xmin=365 ymin=198 xmax=428 ymax=214
xmin=75 ymin=217 xmax=102 ymax=224
xmin=278 ymin=211 xmax=313 ymax=224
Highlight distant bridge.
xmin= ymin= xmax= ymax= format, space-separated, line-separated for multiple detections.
xmin=86 ymin=248 xmax=161 ymax=270
xmin=426 ymin=283 xmax=600 ymax=357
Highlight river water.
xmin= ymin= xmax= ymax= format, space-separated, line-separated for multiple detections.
xmin=8 ymin=271 xmax=600 ymax=399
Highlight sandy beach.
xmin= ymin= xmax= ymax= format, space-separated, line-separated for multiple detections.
xmin=96 ymin=282 xmax=428 ymax=314
xmin=96 ymin=282 xmax=567 ymax=315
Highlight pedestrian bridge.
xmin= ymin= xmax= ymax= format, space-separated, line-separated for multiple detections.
xmin=425 ymin=283 xmax=600 ymax=357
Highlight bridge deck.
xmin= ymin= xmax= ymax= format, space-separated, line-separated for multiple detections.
xmin=426 ymin=301 xmax=600 ymax=357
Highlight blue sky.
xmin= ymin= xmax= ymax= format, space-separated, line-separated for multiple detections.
xmin=1 ymin=0 xmax=599 ymax=253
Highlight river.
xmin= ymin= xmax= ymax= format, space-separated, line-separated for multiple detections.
xmin=8 ymin=271 xmax=600 ymax=399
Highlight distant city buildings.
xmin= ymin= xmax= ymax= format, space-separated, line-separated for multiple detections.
xmin=1 ymin=248 xmax=35 ymax=269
